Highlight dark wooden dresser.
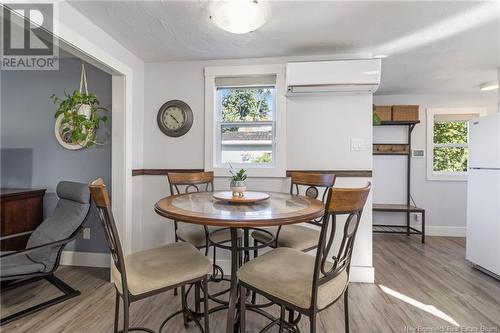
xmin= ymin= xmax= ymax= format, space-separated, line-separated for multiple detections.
xmin=0 ymin=188 xmax=46 ymax=250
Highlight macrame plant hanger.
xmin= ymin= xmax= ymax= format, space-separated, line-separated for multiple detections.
xmin=77 ymin=63 xmax=92 ymax=119
xmin=79 ymin=63 xmax=89 ymax=95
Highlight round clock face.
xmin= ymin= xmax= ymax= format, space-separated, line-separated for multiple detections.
xmin=163 ymin=106 xmax=186 ymax=130
xmin=157 ymin=100 xmax=193 ymax=137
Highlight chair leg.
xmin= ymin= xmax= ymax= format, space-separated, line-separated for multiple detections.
xmin=213 ymin=245 xmax=217 ymax=277
xmin=0 ymin=274 xmax=81 ymax=326
xmin=195 ymin=283 xmax=201 ymax=313
xmin=310 ymin=313 xmax=316 ymax=333
xmin=288 ymin=309 xmax=295 ymax=323
xmin=344 ymin=287 xmax=350 ymax=333
xmin=203 ymin=278 xmax=210 ymax=333
xmin=279 ymin=305 xmax=285 ymax=333
xmin=181 ymin=286 xmax=189 ymax=328
xmin=122 ymin=297 xmax=130 ymax=333
xmin=239 ymin=285 xmax=246 ymax=333
xmin=114 ymin=291 xmax=120 ymax=333
xmin=251 ymin=239 xmax=258 ymax=304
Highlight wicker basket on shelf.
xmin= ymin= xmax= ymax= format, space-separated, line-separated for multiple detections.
xmin=392 ymin=105 xmax=419 ymax=121
xmin=374 ymin=106 xmax=392 ymax=121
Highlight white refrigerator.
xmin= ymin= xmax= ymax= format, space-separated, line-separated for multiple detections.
xmin=466 ymin=113 xmax=500 ymax=278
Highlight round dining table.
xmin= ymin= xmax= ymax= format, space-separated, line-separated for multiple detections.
xmin=154 ymin=191 xmax=325 ymax=333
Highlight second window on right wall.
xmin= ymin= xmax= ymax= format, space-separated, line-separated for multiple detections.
xmin=427 ymin=108 xmax=485 ymax=181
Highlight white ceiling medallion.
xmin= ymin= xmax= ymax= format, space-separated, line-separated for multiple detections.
xmin=209 ymin=0 xmax=269 ymax=34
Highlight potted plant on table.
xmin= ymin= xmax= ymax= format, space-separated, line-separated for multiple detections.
xmin=229 ymin=165 xmax=247 ymax=197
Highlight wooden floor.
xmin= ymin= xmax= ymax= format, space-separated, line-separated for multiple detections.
xmin=2 ymin=235 xmax=500 ymax=333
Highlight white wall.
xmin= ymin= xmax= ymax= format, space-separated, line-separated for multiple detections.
xmin=141 ymin=59 xmax=374 ymax=282
xmin=56 ymin=3 xmax=146 ymax=255
xmin=373 ymin=93 xmax=498 ymax=236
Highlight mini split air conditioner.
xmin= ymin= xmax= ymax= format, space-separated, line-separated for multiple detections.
xmin=286 ymin=59 xmax=381 ymax=95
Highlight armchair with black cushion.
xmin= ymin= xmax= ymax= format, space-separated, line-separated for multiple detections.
xmin=0 ymin=181 xmax=91 ymax=325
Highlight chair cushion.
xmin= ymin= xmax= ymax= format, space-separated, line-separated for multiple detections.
xmin=252 ymin=225 xmax=320 ymax=251
xmin=238 ymin=247 xmax=348 ymax=310
xmin=57 ymin=181 xmax=91 ymax=204
xmin=176 ymin=225 xmax=242 ymax=248
xmin=112 ymin=242 xmax=212 ymax=296
xmin=1 ymin=253 xmax=46 ymax=279
xmin=26 ymin=199 xmax=90 ymax=270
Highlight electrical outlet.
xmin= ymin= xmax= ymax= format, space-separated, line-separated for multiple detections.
xmin=83 ymin=227 xmax=91 ymax=240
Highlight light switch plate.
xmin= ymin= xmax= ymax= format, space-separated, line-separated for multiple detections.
xmin=350 ymin=138 xmax=366 ymax=151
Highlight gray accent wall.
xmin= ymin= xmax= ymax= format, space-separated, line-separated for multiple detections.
xmin=1 ymin=57 xmax=111 ymax=253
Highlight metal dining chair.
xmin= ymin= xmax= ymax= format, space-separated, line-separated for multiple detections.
xmin=167 ymin=172 xmax=243 ymax=285
xmin=252 ymin=172 xmax=336 ymax=252
xmin=250 ymin=172 xmax=335 ymax=307
xmin=239 ymin=183 xmax=371 ymax=333
xmin=0 ymin=181 xmax=90 ymax=325
xmin=90 ymin=178 xmax=211 ymax=333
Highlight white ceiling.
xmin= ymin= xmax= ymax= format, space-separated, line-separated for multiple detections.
xmin=70 ymin=1 xmax=500 ymax=95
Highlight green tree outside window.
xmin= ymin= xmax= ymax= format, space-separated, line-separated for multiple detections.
xmin=433 ymin=121 xmax=468 ymax=172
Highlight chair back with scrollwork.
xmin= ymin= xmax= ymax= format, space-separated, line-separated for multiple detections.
xmin=89 ymin=178 xmax=129 ymax=297
xmin=289 ymin=172 xmax=336 ymax=226
xmin=311 ymin=183 xmax=371 ymax=309
xmin=167 ymin=172 xmax=214 ymax=242
xmin=167 ymin=171 xmax=214 ymax=195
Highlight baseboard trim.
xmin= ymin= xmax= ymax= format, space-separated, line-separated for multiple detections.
xmin=60 ymin=251 xmax=110 ymax=268
xmin=425 ymin=226 xmax=466 ymax=237
xmin=349 ymin=266 xmax=375 ymax=283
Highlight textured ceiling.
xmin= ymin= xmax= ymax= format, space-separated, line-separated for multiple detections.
xmin=70 ymin=1 xmax=500 ymax=94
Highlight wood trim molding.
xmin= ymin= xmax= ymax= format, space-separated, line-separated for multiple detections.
xmin=132 ymin=169 xmax=372 ymax=177
xmin=285 ymin=170 xmax=372 ymax=177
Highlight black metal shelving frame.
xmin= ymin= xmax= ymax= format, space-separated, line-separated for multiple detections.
xmin=372 ymin=120 xmax=426 ymax=243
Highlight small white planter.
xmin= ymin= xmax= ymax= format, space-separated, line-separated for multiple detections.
xmin=230 ymin=180 xmax=246 ymax=197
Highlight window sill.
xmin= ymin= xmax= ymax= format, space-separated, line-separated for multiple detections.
xmin=212 ymin=166 xmax=286 ymax=178
xmin=427 ymin=173 xmax=468 ymax=182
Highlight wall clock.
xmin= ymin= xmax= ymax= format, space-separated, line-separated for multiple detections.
xmin=157 ymin=100 xmax=193 ymax=137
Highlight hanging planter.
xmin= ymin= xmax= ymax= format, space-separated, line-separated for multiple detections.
xmin=51 ymin=64 xmax=108 ymax=150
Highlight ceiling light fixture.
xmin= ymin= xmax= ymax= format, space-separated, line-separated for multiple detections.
xmin=209 ymin=0 xmax=269 ymax=34
xmin=374 ymin=54 xmax=388 ymax=59
xmin=479 ymin=80 xmax=499 ymax=91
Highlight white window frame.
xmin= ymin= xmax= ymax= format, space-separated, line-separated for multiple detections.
xmin=426 ymin=107 xmax=486 ymax=181
xmin=204 ymin=64 xmax=286 ymax=178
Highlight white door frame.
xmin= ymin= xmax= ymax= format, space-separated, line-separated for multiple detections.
xmin=53 ymin=22 xmax=135 ymax=255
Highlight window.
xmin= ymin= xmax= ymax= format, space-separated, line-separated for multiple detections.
xmin=426 ymin=108 xmax=486 ymax=181
xmin=204 ymin=65 xmax=286 ymax=177
xmin=217 ymin=85 xmax=275 ymax=165
xmin=432 ymin=119 xmax=468 ymax=173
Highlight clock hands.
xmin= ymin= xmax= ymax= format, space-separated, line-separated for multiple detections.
xmin=169 ymin=114 xmax=181 ymax=126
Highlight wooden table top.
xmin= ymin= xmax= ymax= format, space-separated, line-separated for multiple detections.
xmin=154 ymin=191 xmax=325 ymax=227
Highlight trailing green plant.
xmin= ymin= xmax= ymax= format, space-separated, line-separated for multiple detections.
xmin=372 ymin=104 xmax=382 ymax=125
xmin=51 ymin=90 xmax=108 ymax=148
xmin=229 ymin=164 xmax=247 ymax=182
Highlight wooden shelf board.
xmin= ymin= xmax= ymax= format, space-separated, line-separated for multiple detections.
xmin=373 ymin=152 xmax=410 ymax=156
xmin=373 ymin=203 xmax=425 ymax=212
xmin=376 ymin=120 xmax=420 ymax=126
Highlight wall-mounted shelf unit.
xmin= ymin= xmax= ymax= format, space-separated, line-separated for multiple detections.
xmin=373 ymin=119 xmax=426 ymax=243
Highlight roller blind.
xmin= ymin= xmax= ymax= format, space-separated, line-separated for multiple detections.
xmin=215 ymin=75 xmax=276 ymax=88
xmin=434 ymin=113 xmax=479 ymax=122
